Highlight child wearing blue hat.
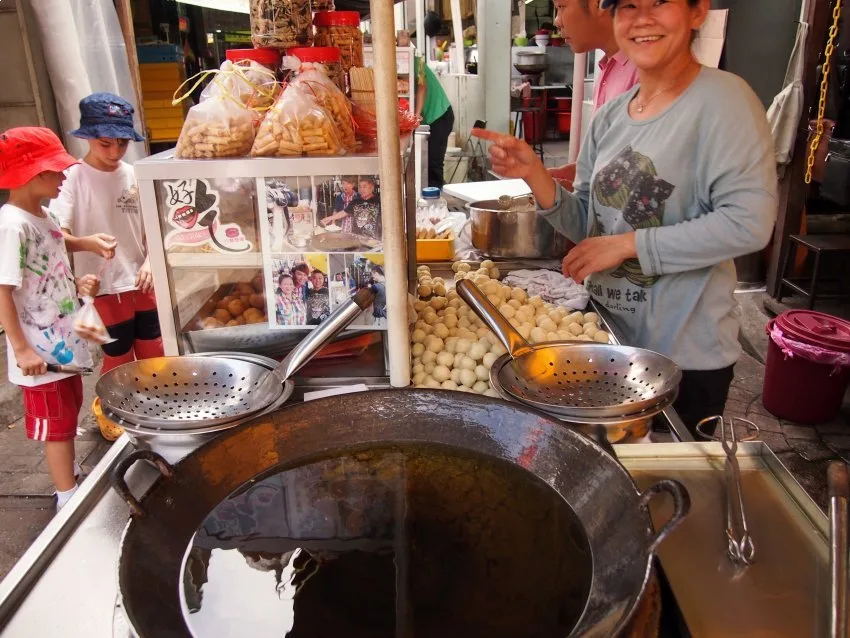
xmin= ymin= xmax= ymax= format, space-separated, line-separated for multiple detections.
xmin=51 ymin=92 xmax=164 ymax=375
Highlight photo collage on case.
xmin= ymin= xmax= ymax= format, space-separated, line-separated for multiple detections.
xmin=258 ymin=175 xmax=386 ymax=330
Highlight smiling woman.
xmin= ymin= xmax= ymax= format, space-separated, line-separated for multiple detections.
xmin=472 ymin=0 xmax=778 ymax=435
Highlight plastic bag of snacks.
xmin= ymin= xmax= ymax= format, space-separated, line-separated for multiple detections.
xmin=351 ymin=99 xmax=421 ymax=153
xmin=250 ymin=0 xmax=312 ymax=49
xmin=73 ymin=297 xmax=115 ymax=345
xmin=251 ymin=83 xmax=345 ymax=157
xmin=173 ymin=63 xmax=278 ymax=158
xmin=203 ymin=59 xmax=279 ymax=115
xmin=284 ymin=56 xmax=356 ymax=153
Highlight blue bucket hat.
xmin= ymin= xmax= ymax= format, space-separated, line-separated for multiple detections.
xmin=70 ymin=92 xmax=144 ymax=142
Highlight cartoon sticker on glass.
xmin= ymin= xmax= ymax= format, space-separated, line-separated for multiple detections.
xmin=162 ymin=178 xmax=253 ymax=253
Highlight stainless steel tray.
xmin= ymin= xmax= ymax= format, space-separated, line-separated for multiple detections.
xmin=617 ymin=442 xmax=832 ymax=637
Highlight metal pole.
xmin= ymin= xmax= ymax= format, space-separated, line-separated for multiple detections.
xmin=370 ymin=0 xmax=411 ymax=388
xmin=568 ymin=53 xmax=587 ymax=163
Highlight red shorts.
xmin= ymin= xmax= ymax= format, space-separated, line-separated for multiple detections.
xmin=23 ymin=376 xmax=84 ymax=442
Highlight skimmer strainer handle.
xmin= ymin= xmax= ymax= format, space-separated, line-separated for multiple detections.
xmin=271 ymin=287 xmax=376 ymax=384
xmin=456 ymin=279 xmax=533 ymax=358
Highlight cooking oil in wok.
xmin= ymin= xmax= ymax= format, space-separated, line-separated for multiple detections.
xmin=180 ymin=444 xmax=592 ymax=638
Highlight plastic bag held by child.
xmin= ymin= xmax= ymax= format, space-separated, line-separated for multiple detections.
xmin=73 ymin=297 xmax=116 ymax=345
xmin=250 ymin=80 xmax=345 ymax=157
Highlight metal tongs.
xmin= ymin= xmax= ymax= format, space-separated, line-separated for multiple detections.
xmin=697 ymin=415 xmax=760 ymax=567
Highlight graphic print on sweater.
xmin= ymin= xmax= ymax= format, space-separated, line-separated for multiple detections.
xmin=591 ymin=146 xmax=675 ymax=287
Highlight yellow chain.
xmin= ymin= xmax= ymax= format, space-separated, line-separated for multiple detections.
xmin=807 ymin=0 xmax=843 ymax=184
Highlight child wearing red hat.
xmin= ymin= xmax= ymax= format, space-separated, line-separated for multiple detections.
xmin=0 ymin=126 xmax=116 ymax=511
xmin=51 ymin=92 xmax=163 ymax=375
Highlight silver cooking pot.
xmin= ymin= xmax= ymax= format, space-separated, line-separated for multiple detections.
xmin=468 ymin=197 xmax=570 ymax=258
xmin=112 ymin=390 xmax=689 ymax=637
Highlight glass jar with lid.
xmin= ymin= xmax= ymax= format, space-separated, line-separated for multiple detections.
xmin=249 ymin=0 xmax=313 ymax=49
xmin=313 ymin=11 xmax=364 ymax=74
xmin=286 ymin=46 xmax=346 ymax=95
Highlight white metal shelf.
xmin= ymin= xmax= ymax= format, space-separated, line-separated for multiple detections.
xmin=166 ymin=252 xmax=264 ymax=269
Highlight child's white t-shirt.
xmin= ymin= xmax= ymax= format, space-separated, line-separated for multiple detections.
xmin=0 ymin=205 xmax=93 ymax=387
xmin=50 ymin=161 xmax=145 ymax=295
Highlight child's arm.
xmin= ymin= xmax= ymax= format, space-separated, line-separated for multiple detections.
xmin=75 ymin=274 xmax=100 ymax=298
xmin=63 ymin=232 xmax=117 ymax=258
xmin=0 ymin=286 xmax=46 ymax=376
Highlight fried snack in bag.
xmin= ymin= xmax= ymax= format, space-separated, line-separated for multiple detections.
xmin=284 ymin=58 xmax=356 ymax=153
xmin=250 ymin=83 xmax=345 ymax=157
xmin=174 ymin=62 xmax=277 ymax=159
xmin=203 ymin=60 xmax=280 ymax=116
xmin=73 ymin=297 xmax=115 ymax=345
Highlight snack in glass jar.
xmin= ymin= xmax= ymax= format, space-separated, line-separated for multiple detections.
xmin=313 ymin=11 xmax=364 ymax=73
xmin=250 ymin=0 xmax=313 ymax=49
xmin=311 ymin=0 xmax=334 ymax=9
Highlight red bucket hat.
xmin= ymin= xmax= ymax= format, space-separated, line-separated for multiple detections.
xmin=0 ymin=127 xmax=78 ymax=190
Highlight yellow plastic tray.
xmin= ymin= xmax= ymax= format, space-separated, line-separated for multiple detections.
xmin=416 ymin=238 xmax=454 ymax=262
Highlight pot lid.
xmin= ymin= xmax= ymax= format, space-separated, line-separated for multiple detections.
xmin=775 ymin=310 xmax=850 ymax=352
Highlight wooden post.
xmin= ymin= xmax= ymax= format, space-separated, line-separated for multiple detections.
xmin=115 ymin=0 xmax=150 ymax=156
xmin=370 ymin=0 xmax=411 ymax=388
xmin=767 ymin=0 xmax=834 ymax=297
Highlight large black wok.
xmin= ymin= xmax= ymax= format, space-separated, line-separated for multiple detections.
xmin=112 ymin=390 xmax=688 ymax=637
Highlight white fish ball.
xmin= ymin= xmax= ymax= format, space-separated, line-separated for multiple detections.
xmin=484 ymin=388 xmax=500 ymax=398
xmin=483 ymin=352 xmax=498 ymax=368
xmin=424 ymin=361 xmax=436 ymax=374
xmin=459 ymin=355 xmax=476 ymax=370
xmin=539 ymin=318 xmax=557 ymax=333
xmin=457 ymin=262 xmax=472 ymax=273
xmin=507 ymin=299 xmax=522 ymax=310
xmin=473 ymin=380 xmax=490 ymax=394
xmin=529 ymin=295 xmax=544 ymax=307
xmin=594 ymin=330 xmax=611 ymax=344
xmin=436 ymin=351 xmax=455 ymax=367
xmin=451 ymin=368 xmax=462 ymax=384
xmin=432 ymin=365 xmax=451 ymax=383
xmin=424 ymin=376 xmax=441 ymax=389
xmin=459 ymin=368 xmax=477 ymax=388
xmin=510 ymin=288 xmax=528 ymax=303
xmin=468 ymin=341 xmax=488 ymax=361
xmin=421 ymin=350 xmax=437 ymax=364
xmin=413 ymin=372 xmax=427 ymax=385
xmin=568 ymin=322 xmax=584 ymax=336
xmin=411 ymin=328 xmax=427 ymax=343
xmin=583 ymin=323 xmax=598 ymax=337
xmin=583 ymin=312 xmax=599 ymax=325
xmin=517 ymin=324 xmax=532 ymax=340
xmin=456 ymin=338 xmax=471 ymax=354
xmin=441 ymin=380 xmax=459 ymax=391
xmin=488 ymin=267 xmax=500 ymax=279
xmin=530 ymin=327 xmax=547 ymax=343
xmin=481 ymin=259 xmax=496 ymax=269
xmin=491 ymin=342 xmax=508 ymax=356
xmin=475 ymin=364 xmax=489 ymax=381
xmin=498 ymin=304 xmax=516 ymax=319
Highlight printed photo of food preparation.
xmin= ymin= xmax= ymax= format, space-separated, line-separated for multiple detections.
xmin=259 ymin=174 xmax=383 ymax=256
xmin=328 ymin=253 xmax=387 ymax=328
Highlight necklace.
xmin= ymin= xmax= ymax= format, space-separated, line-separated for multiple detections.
xmin=633 ymin=63 xmax=699 ymax=114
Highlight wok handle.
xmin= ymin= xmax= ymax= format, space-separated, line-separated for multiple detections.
xmin=456 ymin=279 xmax=533 ymax=358
xmin=640 ymin=479 xmax=691 ymax=554
xmin=110 ymin=449 xmax=174 ymax=517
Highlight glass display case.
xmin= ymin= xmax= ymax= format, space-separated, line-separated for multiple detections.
xmin=136 ymin=151 xmax=411 ymax=379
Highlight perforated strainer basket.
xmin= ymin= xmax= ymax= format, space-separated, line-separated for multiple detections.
xmin=96 ymin=289 xmax=375 ymax=430
xmin=457 ymin=279 xmax=681 ymax=418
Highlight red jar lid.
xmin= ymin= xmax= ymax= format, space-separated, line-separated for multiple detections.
xmin=287 ymin=46 xmax=341 ymax=63
xmin=226 ymin=47 xmax=281 ymax=67
xmin=314 ymin=10 xmax=361 ymax=27
xmin=775 ymin=310 xmax=850 ymax=352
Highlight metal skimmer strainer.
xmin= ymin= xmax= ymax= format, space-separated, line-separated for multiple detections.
xmin=96 ymin=288 xmax=375 ymax=430
xmin=456 ymin=279 xmax=681 ymax=418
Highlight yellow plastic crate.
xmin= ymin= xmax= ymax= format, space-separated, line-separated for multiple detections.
xmin=149 ymin=127 xmax=183 ymax=142
xmin=416 ymin=238 xmax=454 ymax=262
xmin=139 ymin=63 xmax=184 ymax=82
xmin=147 ymin=116 xmax=186 ymax=129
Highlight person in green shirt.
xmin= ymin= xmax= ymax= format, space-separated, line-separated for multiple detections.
xmin=415 ymin=55 xmax=454 ymax=188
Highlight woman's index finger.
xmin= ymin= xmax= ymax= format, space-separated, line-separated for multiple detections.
xmin=471 ymin=128 xmax=513 ymax=144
